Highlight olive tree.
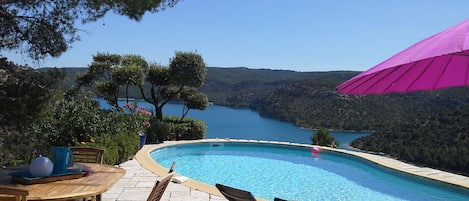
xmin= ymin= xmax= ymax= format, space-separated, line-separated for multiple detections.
xmin=141 ymin=51 xmax=208 ymax=121
xmin=178 ymin=87 xmax=209 ymax=121
xmin=0 ymin=0 xmax=179 ymax=60
xmin=76 ymin=53 xmax=148 ymax=110
xmin=78 ymin=51 xmax=209 ymax=122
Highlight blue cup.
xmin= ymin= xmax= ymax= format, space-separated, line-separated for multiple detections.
xmin=52 ymin=146 xmax=74 ymax=174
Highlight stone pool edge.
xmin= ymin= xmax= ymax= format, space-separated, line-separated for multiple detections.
xmin=135 ymin=139 xmax=469 ymax=199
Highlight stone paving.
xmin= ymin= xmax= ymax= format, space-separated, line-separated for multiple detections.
xmin=102 ymin=159 xmax=227 ymax=201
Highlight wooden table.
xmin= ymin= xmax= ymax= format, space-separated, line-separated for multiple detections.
xmin=0 ymin=163 xmax=125 ymax=201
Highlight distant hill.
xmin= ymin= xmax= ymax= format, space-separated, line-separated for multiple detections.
xmin=255 ymin=78 xmax=469 ymax=131
xmin=199 ymin=67 xmax=359 ymax=107
xmin=351 ymin=105 xmax=469 ymax=175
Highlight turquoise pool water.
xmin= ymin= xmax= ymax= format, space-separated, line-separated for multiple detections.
xmin=150 ymin=142 xmax=469 ymax=201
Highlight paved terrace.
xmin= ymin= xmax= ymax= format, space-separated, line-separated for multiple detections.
xmin=102 ymin=139 xmax=469 ymax=201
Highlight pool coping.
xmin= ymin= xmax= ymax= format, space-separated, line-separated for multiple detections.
xmin=135 ymin=139 xmax=469 ymax=200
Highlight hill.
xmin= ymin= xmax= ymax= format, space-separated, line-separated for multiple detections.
xmin=351 ymin=106 xmax=469 ymax=175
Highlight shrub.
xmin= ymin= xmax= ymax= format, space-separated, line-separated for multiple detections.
xmin=311 ymin=128 xmax=339 ymax=148
xmin=147 ymin=116 xmax=206 ymax=142
xmin=27 ymin=91 xmax=141 ymax=165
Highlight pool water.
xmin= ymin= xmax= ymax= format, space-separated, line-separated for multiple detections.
xmin=150 ymin=142 xmax=469 ymax=201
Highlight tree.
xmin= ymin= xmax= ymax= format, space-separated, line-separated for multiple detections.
xmin=179 ymin=87 xmax=209 ymax=121
xmin=0 ymin=0 xmax=179 ymax=60
xmin=78 ymin=51 xmax=209 ymax=122
xmin=0 ymin=60 xmax=65 ymax=165
xmin=142 ymin=51 xmax=208 ymax=121
xmin=76 ymin=52 xmax=148 ymax=110
xmin=311 ymin=128 xmax=339 ymax=148
xmin=0 ymin=58 xmax=65 ymax=128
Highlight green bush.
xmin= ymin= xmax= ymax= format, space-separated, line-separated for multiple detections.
xmin=86 ymin=131 xmax=139 ymax=165
xmin=311 ymin=128 xmax=339 ymax=148
xmin=147 ymin=116 xmax=206 ymax=142
xmin=0 ymin=126 xmax=38 ymax=166
xmin=29 ymin=91 xmax=109 ymax=147
xmin=87 ymin=135 xmax=119 ymax=165
xmin=25 ymin=91 xmax=141 ymax=165
xmin=79 ymin=109 xmax=140 ymax=165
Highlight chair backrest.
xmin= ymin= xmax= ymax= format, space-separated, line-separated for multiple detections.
xmin=215 ymin=183 xmax=257 ymax=201
xmin=147 ymin=173 xmax=174 ymax=201
xmin=0 ymin=186 xmax=28 ymax=201
xmin=70 ymin=147 xmax=105 ymax=164
xmin=274 ymin=198 xmax=288 ymax=201
xmin=168 ymin=161 xmax=176 ymax=173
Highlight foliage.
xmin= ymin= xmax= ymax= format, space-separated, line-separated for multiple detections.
xmin=179 ymin=87 xmax=209 ymax=121
xmin=169 ymin=51 xmax=207 ymax=87
xmin=254 ymin=78 xmax=469 ymax=132
xmin=0 ymin=0 xmax=179 ymax=60
xmin=141 ymin=51 xmax=208 ymax=121
xmin=350 ymin=106 xmax=469 ymax=175
xmin=0 ymin=126 xmax=37 ymax=166
xmin=123 ymin=101 xmax=152 ymax=135
xmin=0 ymin=61 xmax=65 ymax=166
xmin=147 ymin=116 xmax=206 ymax=142
xmin=310 ymin=128 xmax=339 ymax=148
xmin=200 ymin=67 xmax=314 ymax=107
xmin=0 ymin=59 xmax=65 ymax=128
xmin=77 ymin=52 xmax=209 ymax=123
xmin=28 ymin=91 xmax=108 ymax=147
xmin=76 ymin=52 xmax=146 ymax=110
xmin=25 ymin=90 xmax=140 ymax=165
xmin=75 ymin=112 xmax=139 ymax=165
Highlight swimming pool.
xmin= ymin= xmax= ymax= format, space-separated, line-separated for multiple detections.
xmin=150 ymin=141 xmax=469 ymax=201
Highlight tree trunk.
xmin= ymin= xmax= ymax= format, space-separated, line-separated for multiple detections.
xmin=155 ymin=106 xmax=163 ymax=121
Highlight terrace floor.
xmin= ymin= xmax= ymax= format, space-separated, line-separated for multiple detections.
xmin=102 ymin=158 xmax=227 ymax=201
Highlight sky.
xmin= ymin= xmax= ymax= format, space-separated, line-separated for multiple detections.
xmin=3 ymin=0 xmax=469 ymax=72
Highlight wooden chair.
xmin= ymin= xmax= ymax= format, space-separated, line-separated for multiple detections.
xmin=168 ymin=161 xmax=176 ymax=173
xmin=274 ymin=198 xmax=288 ymax=201
xmin=71 ymin=147 xmax=105 ymax=164
xmin=215 ymin=183 xmax=257 ymax=201
xmin=147 ymin=173 xmax=174 ymax=201
xmin=0 ymin=186 xmax=28 ymax=201
xmin=70 ymin=147 xmax=105 ymax=201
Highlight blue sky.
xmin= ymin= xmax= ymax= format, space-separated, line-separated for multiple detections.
xmin=4 ymin=0 xmax=469 ymax=72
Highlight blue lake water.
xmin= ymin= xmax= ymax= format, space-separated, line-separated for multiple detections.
xmin=96 ymin=98 xmax=369 ymax=149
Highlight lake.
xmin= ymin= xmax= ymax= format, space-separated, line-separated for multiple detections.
xmin=97 ymin=98 xmax=369 ymax=149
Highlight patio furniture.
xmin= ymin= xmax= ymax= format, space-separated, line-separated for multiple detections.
xmin=168 ymin=161 xmax=176 ymax=173
xmin=0 ymin=186 xmax=28 ymax=201
xmin=147 ymin=173 xmax=174 ymax=201
xmin=215 ymin=183 xmax=257 ymax=201
xmin=0 ymin=163 xmax=124 ymax=201
xmin=274 ymin=198 xmax=288 ymax=201
xmin=71 ymin=147 xmax=105 ymax=201
xmin=71 ymin=147 xmax=105 ymax=164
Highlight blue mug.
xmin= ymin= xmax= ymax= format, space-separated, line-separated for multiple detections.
xmin=52 ymin=146 xmax=74 ymax=174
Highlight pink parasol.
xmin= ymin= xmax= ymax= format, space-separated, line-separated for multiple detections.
xmin=337 ymin=19 xmax=469 ymax=95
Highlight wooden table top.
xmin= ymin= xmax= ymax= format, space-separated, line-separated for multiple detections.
xmin=0 ymin=163 xmax=125 ymax=200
